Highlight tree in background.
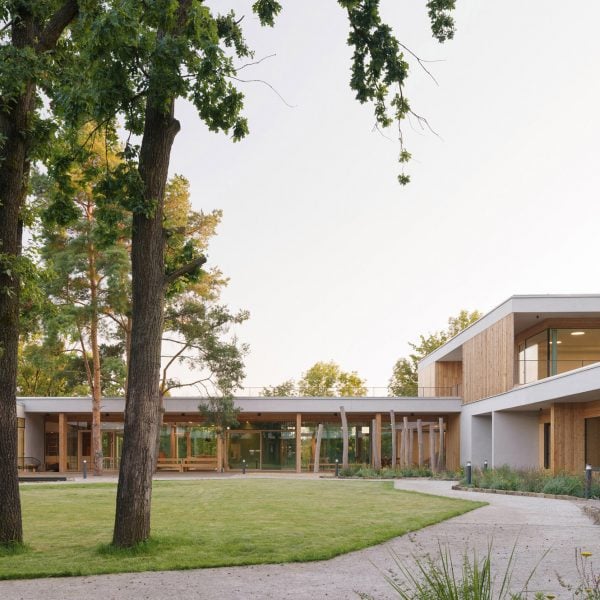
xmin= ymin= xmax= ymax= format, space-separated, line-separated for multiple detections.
xmin=388 ymin=309 xmax=482 ymax=396
xmin=263 ymin=361 xmax=367 ymax=397
xmin=262 ymin=380 xmax=297 ymax=397
xmin=36 ymin=129 xmax=130 ymax=475
xmin=198 ymin=395 xmax=240 ymax=472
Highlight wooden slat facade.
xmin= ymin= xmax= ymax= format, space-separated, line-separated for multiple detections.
xmin=462 ymin=314 xmax=515 ymax=404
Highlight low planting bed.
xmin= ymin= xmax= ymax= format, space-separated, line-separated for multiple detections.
xmin=338 ymin=465 xmax=460 ymax=480
xmin=0 ymin=479 xmax=482 ymax=580
xmin=461 ymin=465 xmax=600 ymax=498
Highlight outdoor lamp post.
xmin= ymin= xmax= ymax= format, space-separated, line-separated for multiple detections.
xmin=585 ymin=464 xmax=592 ymax=499
xmin=466 ymin=461 xmax=472 ymax=485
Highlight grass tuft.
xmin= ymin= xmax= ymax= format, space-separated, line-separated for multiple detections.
xmin=0 ymin=541 xmax=29 ymax=557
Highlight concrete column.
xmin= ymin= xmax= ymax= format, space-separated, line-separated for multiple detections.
xmin=470 ymin=414 xmax=492 ymax=468
xmin=58 ymin=413 xmax=67 ymax=473
xmin=295 ymin=413 xmax=302 ymax=473
xmin=492 ymin=411 xmax=539 ymax=469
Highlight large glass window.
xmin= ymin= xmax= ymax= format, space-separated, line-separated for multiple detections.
xmin=518 ymin=328 xmax=600 ymax=384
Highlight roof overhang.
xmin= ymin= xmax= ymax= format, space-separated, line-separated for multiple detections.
xmin=420 ymin=294 xmax=600 ymax=367
xmin=16 ymin=396 xmax=462 ymax=415
xmin=463 ymin=362 xmax=600 ymax=415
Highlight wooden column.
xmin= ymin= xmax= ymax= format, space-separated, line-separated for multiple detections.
xmin=169 ymin=424 xmax=176 ymax=459
xmin=403 ymin=416 xmax=409 ymax=466
xmin=340 ymin=406 xmax=349 ymax=468
xmin=58 ymin=413 xmax=67 ymax=473
xmin=295 ymin=413 xmax=302 ymax=473
xmin=429 ymin=423 xmax=437 ymax=472
xmin=313 ymin=423 xmax=323 ymax=473
xmin=408 ymin=423 xmax=414 ymax=466
xmin=438 ymin=417 xmax=445 ymax=470
xmin=313 ymin=424 xmax=323 ymax=473
xmin=390 ymin=411 xmax=396 ymax=468
xmin=371 ymin=419 xmax=377 ymax=468
xmin=375 ymin=413 xmax=382 ymax=469
xmin=216 ymin=435 xmax=223 ymax=472
xmin=417 ymin=419 xmax=423 ymax=466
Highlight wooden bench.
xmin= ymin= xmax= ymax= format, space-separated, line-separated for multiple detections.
xmin=182 ymin=456 xmax=218 ymax=471
xmin=156 ymin=458 xmax=183 ymax=472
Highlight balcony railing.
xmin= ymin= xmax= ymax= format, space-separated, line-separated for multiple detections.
xmin=231 ymin=386 xmax=462 ymax=398
xmin=517 ymin=359 xmax=600 ymax=385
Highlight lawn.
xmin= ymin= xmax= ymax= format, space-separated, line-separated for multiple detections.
xmin=0 ymin=479 xmax=484 ymax=580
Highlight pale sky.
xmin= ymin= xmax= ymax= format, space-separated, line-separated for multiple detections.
xmin=167 ymin=1 xmax=600 ymax=393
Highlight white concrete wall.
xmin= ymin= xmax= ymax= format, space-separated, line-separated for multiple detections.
xmin=471 ymin=415 xmax=492 ymax=468
xmin=492 ymin=411 xmax=539 ymax=469
xmin=24 ymin=413 xmax=45 ymax=463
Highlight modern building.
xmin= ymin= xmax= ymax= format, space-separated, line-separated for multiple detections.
xmin=14 ymin=294 xmax=600 ymax=475
xmin=419 ymin=294 xmax=600 ymax=473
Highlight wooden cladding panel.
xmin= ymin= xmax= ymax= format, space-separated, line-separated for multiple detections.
xmin=462 ymin=314 xmax=515 ymax=404
xmin=436 ymin=361 xmax=462 ymax=394
xmin=551 ymin=403 xmax=585 ymax=472
xmin=417 ymin=362 xmax=436 ymax=390
xmin=445 ymin=414 xmax=460 ymax=471
xmin=417 ymin=361 xmax=461 ymax=396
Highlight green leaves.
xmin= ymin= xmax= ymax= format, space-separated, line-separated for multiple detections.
xmin=388 ymin=310 xmax=482 ymax=396
xmin=427 ymin=0 xmax=456 ymax=43
xmin=265 ymin=361 xmax=367 ymax=397
xmin=252 ymin=0 xmax=282 ymax=27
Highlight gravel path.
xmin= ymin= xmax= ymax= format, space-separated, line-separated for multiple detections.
xmin=1 ymin=479 xmax=598 ymax=599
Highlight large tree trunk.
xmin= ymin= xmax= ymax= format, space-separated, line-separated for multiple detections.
xmin=0 ymin=12 xmax=36 ymax=547
xmin=112 ymin=96 xmax=180 ymax=547
xmin=0 ymin=0 xmax=78 ymax=545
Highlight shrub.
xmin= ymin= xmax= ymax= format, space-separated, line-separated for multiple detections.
xmin=464 ymin=465 xmax=595 ymax=499
xmin=542 ymin=474 xmax=584 ymax=497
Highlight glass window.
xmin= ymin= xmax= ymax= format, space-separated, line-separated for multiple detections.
xmin=554 ymin=329 xmax=600 ymax=374
xmin=518 ymin=330 xmax=548 ymax=384
xmin=518 ymin=328 xmax=600 ymax=384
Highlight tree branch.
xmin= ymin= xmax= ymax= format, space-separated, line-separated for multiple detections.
xmin=36 ymin=0 xmax=79 ymax=53
xmin=163 ymin=256 xmax=206 ymax=287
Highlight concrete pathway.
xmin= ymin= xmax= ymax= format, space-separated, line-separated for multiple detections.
xmin=1 ymin=479 xmax=598 ymax=599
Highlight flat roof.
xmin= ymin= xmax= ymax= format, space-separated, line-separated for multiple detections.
xmin=17 ymin=396 xmax=462 ymax=415
xmin=419 ymin=294 xmax=600 ymax=368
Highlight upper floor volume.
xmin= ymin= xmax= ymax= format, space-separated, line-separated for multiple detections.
xmin=417 ymin=295 xmax=600 ymax=404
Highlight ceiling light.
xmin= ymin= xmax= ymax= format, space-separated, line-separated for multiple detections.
xmin=571 ymin=331 xmax=586 ymax=336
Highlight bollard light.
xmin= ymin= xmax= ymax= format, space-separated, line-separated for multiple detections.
xmin=585 ymin=464 xmax=592 ymax=499
xmin=483 ymin=460 xmax=488 ymax=471
xmin=466 ymin=461 xmax=472 ymax=486
xmin=335 ymin=459 xmax=339 ymax=478
xmin=82 ymin=459 xmax=87 ymax=480
xmin=242 ymin=459 xmax=246 ymax=475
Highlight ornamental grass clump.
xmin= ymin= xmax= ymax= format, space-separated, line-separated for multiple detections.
xmin=380 ymin=542 xmax=543 ymax=600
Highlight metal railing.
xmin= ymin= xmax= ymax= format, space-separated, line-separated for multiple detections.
xmin=227 ymin=385 xmax=462 ymax=398
xmin=517 ymin=359 xmax=600 ymax=384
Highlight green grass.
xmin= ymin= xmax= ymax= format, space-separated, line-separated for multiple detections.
xmin=0 ymin=479 xmax=484 ymax=580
